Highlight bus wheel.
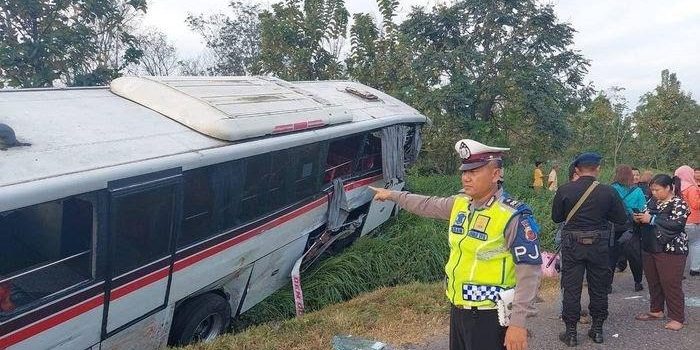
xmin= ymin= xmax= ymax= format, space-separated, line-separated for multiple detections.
xmin=169 ymin=293 xmax=231 ymax=346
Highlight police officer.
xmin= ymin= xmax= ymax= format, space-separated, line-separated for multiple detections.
xmin=370 ymin=139 xmax=542 ymax=350
xmin=552 ymin=153 xmax=627 ymax=346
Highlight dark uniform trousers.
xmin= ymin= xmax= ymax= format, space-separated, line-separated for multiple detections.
xmin=450 ymin=306 xmax=505 ymax=350
xmin=561 ymin=230 xmax=610 ymax=325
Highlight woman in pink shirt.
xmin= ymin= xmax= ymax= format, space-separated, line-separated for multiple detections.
xmin=675 ymin=166 xmax=700 ymax=275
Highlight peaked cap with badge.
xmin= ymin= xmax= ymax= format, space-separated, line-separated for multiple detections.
xmin=454 ymin=139 xmax=510 ymax=171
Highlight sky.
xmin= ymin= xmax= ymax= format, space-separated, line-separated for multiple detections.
xmin=141 ymin=0 xmax=700 ymax=108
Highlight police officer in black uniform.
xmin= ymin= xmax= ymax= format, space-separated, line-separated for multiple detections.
xmin=552 ymin=153 xmax=627 ymax=346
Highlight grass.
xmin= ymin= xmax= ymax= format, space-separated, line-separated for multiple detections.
xmin=186 ymin=282 xmax=450 ymax=350
xmin=184 ymin=278 xmax=562 ymax=350
xmin=231 ymin=210 xmax=448 ymax=329
xmin=181 ymin=165 xmax=613 ymax=349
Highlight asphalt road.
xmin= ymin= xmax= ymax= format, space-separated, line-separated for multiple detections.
xmin=407 ymin=268 xmax=700 ymax=350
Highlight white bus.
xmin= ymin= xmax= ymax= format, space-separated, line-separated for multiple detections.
xmin=0 ymin=76 xmax=428 ymax=349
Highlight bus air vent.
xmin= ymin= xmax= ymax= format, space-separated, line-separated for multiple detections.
xmin=344 ymin=86 xmax=379 ymax=101
xmin=109 ymin=76 xmax=353 ymax=142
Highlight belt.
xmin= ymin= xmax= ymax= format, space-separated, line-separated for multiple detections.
xmin=454 ymin=304 xmax=497 ymax=310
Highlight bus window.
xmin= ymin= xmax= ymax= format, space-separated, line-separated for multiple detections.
xmin=181 ymin=167 xmax=215 ymax=247
xmin=355 ymin=131 xmax=382 ymax=175
xmin=270 ymin=149 xmax=296 ymax=205
xmin=240 ymin=154 xmax=272 ymax=222
xmin=0 ymin=196 xmax=94 ymax=319
xmin=241 ymin=149 xmax=305 ymax=221
xmin=111 ymin=186 xmax=174 ymax=276
xmin=325 ymin=134 xmax=363 ymax=183
xmin=291 ymin=143 xmax=322 ymax=200
xmin=211 ymin=160 xmax=246 ymax=235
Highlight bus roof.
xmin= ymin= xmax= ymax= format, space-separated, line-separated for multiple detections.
xmin=0 ymin=77 xmax=426 ymax=189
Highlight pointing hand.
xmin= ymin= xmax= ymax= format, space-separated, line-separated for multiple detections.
xmin=368 ymin=186 xmax=392 ymax=201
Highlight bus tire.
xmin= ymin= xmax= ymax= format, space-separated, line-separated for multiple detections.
xmin=168 ymin=293 xmax=231 ymax=346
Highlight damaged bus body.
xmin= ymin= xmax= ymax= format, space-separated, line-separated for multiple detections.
xmin=0 ymin=76 xmax=428 ymax=349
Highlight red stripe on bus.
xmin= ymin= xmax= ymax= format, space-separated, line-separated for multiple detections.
xmin=110 ymin=266 xmax=171 ymax=301
xmin=344 ymin=174 xmax=383 ymax=191
xmin=0 ymin=295 xmax=103 ymax=349
xmin=172 ymin=175 xmax=383 ymax=273
xmin=0 ymin=175 xmax=385 ymax=348
xmin=174 ymin=195 xmax=328 ymax=272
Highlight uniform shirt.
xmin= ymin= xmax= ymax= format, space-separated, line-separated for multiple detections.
xmin=551 ymin=175 xmax=627 ymax=230
xmin=387 ymin=189 xmax=541 ymax=328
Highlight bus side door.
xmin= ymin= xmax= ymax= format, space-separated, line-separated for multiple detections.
xmin=100 ymin=169 xmax=182 ymax=347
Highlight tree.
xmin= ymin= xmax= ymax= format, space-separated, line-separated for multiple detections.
xmin=567 ymin=87 xmax=631 ymax=166
xmin=346 ymin=0 xmax=404 ymax=92
xmin=128 ymin=28 xmax=179 ymax=76
xmin=409 ymin=1 xmax=589 ymax=154
xmin=187 ymin=1 xmax=262 ymax=75
xmin=257 ymin=0 xmax=349 ymax=80
xmin=630 ymin=70 xmax=700 ymax=169
xmin=72 ymin=0 xmax=145 ymax=85
xmin=177 ymin=53 xmax=217 ymax=76
xmin=346 ymin=0 xmax=591 ymax=170
xmin=0 ymin=0 xmax=147 ymax=88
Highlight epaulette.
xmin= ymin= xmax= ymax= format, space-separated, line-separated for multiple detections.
xmin=500 ymin=195 xmax=532 ymax=214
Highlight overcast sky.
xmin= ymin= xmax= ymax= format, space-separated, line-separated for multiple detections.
xmin=142 ymin=0 xmax=700 ymax=107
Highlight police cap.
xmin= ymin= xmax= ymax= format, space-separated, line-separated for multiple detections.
xmin=454 ymin=139 xmax=509 ymax=171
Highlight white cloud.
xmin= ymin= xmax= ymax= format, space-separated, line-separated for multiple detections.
xmin=141 ymin=0 xmax=700 ymax=103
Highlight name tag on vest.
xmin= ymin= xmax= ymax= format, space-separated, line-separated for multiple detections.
xmin=467 ymin=230 xmax=488 ymax=241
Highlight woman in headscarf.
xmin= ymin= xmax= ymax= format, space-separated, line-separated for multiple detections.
xmin=675 ymin=165 xmax=700 ymax=276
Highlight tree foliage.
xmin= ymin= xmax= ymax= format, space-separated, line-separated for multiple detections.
xmin=629 ymin=70 xmax=700 ymax=169
xmin=257 ymin=0 xmax=349 ymax=80
xmin=346 ymin=0 xmax=591 ymax=171
xmin=566 ymin=87 xmax=631 ymax=166
xmin=187 ymin=1 xmax=261 ymax=75
xmin=0 ymin=0 xmax=147 ymax=87
xmin=128 ymin=28 xmax=179 ymax=76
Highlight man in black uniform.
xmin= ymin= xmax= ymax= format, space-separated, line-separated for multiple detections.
xmin=552 ymin=153 xmax=627 ymax=346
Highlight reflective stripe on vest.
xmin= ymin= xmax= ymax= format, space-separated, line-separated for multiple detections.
xmin=445 ymin=195 xmax=518 ymax=307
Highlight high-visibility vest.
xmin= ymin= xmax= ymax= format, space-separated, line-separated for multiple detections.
xmin=445 ymin=195 xmax=520 ymax=308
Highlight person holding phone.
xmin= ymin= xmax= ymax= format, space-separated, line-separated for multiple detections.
xmin=633 ymin=174 xmax=689 ymax=331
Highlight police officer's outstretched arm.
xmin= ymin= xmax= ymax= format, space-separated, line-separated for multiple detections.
xmin=368 ymin=186 xmax=454 ymax=220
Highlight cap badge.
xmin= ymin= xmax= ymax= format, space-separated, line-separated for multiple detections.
xmin=457 ymin=141 xmax=471 ymax=159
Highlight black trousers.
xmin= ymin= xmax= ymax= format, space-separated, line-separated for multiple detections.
xmin=449 ymin=306 xmax=505 ymax=350
xmin=609 ymin=232 xmax=644 ymax=284
xmin=623 ymin=235 xmax=643 ymax=283
xmin=561 ymin=233 xmax=610 ymax=325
